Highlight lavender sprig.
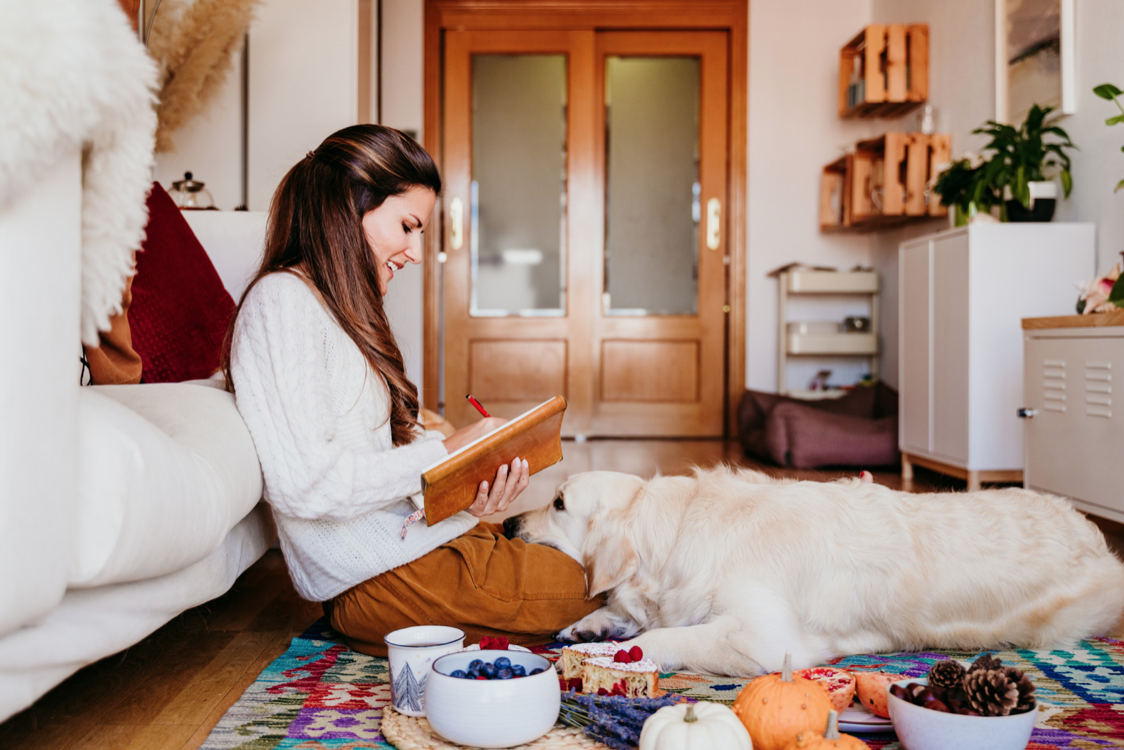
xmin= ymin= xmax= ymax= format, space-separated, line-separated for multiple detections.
xmin=558 ymin=692 xmax=687 ymax=749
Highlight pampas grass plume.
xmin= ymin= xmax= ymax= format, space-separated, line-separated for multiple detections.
xmin=148 ymin=0 xmax=259 ymax=152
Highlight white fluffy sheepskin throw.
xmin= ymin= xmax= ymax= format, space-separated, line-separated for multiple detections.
xmin=0 ymin=0 xmax=158 ymax=345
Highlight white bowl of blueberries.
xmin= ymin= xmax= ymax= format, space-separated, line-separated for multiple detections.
xmin=425 ymin=648 xmax=561 ymax=748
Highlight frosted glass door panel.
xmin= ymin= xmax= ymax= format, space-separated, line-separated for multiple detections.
xmin=471 ymin=55 xmax=567 ymax=316
xmin=604 ymin=56 xmax=699 ymax=316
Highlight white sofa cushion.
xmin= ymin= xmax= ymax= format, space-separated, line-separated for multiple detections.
xmin=71 ymin=381 xmax=264 ymax=587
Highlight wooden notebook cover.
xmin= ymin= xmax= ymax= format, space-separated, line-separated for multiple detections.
xmin=421 ymin=396 xmax=567 ymax=525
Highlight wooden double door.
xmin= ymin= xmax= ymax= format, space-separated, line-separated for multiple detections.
xmin=441 ymin=29 xmax=729 ymax=437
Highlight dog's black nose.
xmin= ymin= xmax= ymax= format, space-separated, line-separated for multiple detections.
xmin=502 ymin=515 xmax=521 ymax=539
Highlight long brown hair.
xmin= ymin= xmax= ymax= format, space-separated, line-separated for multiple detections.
xmin=223 ymin=124 xmax=441 ymax=446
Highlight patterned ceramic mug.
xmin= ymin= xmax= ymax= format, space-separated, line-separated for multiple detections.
xmin=384 ymin=625 xmax=465 ymax=716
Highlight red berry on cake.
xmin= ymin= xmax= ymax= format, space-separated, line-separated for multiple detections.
xmin=614 ymin=649 xmax=632 ymax=663
xmin=629 ymin=646 xmax=643 ymax=662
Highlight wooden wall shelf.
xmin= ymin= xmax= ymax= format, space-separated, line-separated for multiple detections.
xmin=820 ymin=132 xmax=950 ymax=233
xmin=839 ymin=24 xmax=928 ymax=119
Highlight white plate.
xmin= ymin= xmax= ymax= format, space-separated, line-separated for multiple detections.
xmin=839 ymin=703 xmax=895 ymax=733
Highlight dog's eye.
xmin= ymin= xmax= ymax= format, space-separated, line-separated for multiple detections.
xmin=553 ymin=497 xmax=565 ymax=511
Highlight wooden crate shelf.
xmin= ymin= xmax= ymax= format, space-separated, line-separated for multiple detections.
xmin=819 ymin=155 xmax=853 ymax=231
xmin=839 ymin=24 xmax=928 ymax=119
xmin=820 ymin=132 xmax=950 ymax=233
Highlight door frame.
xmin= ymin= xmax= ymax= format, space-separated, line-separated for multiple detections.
xmin=422 ymin=0 xmax=748 ymax=436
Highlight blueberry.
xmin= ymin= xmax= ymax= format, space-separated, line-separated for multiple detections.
xmin=468 ymin=659 xmax=484 ymax=671
xmin=495 ymin=657 xmax=511 ymax=669
xmin=467 ymin=668 xmax=480 ymax=678
xmin=529 ymin=668 xmax=544 ymax=675
xmin=451 ymin=669 xmax=467 ymax=679
xmin=481 ymin=663 xmax=498 ymax=679
xmin=497 ymin=667 xmax=514 ymax=679
xmin=511 ymin=664 xmax=526 ymax=677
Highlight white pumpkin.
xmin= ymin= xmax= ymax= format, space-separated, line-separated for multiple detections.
xmin=639 ymin=701 xmax=753 ymax=750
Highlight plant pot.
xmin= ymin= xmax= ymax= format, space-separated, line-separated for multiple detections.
xmin=1004 ymin=181 xmax=1057 ymax=222
xmin=952 ymin=203 xmax=975 ymax=227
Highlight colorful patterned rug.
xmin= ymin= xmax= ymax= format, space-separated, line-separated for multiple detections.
xmin=200 ymin=619 xmax=1124 ymax=749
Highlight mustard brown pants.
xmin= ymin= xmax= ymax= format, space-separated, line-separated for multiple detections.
xmin=326 ymin=523 xmax=604 ymax=657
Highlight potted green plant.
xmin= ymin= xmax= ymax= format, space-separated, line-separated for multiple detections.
xmin=932 ymin=153 xmax=998 ymax=226
xmin=1092 ymin=83 xmax=1124 ymax=192
xmin=973 ymin=104 xmax=1076 ymax=221
xmin=933 ymin=104 xmax=1076 ymax=223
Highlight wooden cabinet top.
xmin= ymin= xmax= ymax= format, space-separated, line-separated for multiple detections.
xmin=1022 ymin=311 xmax=1124 ymax=330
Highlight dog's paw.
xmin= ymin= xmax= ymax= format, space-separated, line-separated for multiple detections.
xmin=556 ymin=625 xmax=604 ymax=643
xmin=557 ymin=609 xmax=635 ymax=643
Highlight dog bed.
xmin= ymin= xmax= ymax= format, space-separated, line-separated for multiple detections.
xmin=737 ymin=383 xmax=899 ymax=468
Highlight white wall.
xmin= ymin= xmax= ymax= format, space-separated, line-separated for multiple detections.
xmin=868 ymin=0 xmax=1124 ymax=388
xmin=152 ymin=51 xmax=244 ymax=210
xmin=151 ymin=0 xmax=435 ymax=393
xmin=1054 ymin=0 xmax=1124 ymax=271
xmin=746 ymin=0 xmax=879 ymax=391
xmin=247 ymin=0 xmax=361 ymax=211
xmin=378 ymin=0 xmax=427 ymax=398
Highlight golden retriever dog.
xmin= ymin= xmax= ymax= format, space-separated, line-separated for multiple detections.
xmin=502 ymin=467 xmax=1124 ymax=677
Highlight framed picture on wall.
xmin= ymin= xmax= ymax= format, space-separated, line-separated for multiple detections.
xmin=994 ymin=0 xmax=1076 ymax=124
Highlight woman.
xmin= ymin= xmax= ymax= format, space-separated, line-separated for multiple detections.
xmin=224 ymin=124 xmax=601 ymax=655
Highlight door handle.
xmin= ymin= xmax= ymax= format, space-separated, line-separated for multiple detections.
xmin=706 ymin=198 xmax=721 ymax=250
xmin=450 ymin=197 xmax=464 ymax=250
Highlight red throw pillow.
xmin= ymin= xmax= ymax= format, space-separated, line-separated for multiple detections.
xmin=128 ymin=183 xmax=236 ymax=383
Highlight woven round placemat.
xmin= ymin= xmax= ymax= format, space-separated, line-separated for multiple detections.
xmin=380 ymin=707 xmax=608 ymax=750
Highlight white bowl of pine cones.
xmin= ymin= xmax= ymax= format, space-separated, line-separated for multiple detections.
xmin=887 ymin=654 xmax=1037 ymax=750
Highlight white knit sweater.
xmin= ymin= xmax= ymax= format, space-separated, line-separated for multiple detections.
xmin=230 ymin=272 xmax=477 ymax=601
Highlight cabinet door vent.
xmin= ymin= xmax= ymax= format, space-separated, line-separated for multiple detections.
xmin=1043 ymin=361 xmax=1067 ymax=412
xmin=1084 ymin=362 xmax=1113 ymax=418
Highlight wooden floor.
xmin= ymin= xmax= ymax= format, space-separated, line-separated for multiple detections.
xmin=3 ymin=439 xmax=1123 ymax=749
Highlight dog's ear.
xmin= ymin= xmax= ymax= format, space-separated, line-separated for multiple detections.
xmin=581 ymin=508 xmax=639 ymax=597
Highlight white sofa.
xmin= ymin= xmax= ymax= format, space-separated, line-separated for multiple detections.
xmin=0 ymin=150 xmax=274 ymax=721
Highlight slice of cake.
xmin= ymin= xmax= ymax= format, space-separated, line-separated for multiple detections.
xmin=581 ymin=654 xmax=659 ymax=698
xmin=558 ymin=642 xmax=621 ymax=680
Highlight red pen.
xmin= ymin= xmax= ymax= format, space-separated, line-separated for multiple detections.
xmin=466 ymin=394 xmax=491 ymax=418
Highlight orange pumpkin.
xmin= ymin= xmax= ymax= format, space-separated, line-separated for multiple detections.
xmin=732 ymin=652 xmax=835 ymax=750
xmin=784 ymin=711 xmax=871 ymax=750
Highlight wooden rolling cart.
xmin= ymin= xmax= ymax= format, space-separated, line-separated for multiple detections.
xmin=777 ymin=269 xmax=879 ymax=397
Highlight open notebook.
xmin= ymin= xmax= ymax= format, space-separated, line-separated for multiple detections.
xmin=420 ymin=396 xmax=567 ymax=525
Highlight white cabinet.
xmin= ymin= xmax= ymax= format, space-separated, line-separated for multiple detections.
xmin=1023 ymin=314 xmax=1124 ymax=523
xmin=898 ymin=224 xmax=1095 ymax=489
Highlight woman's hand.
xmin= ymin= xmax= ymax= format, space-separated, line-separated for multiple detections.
xmin=468 ymin=457 xmax=530 ymax=517
xmin=442 ymin=416 xmax=506 ymax=454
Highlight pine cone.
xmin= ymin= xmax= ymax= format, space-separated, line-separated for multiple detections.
xmin=1004 ymin=666 xmax=1036 ymax=713
xmin=964 ymin=668 xmax=1019 ymax=716
xmin=968 ymin=653 xmax=1003 ymax=673
xmin=928 ymin=660 xmax=967 ymax=690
